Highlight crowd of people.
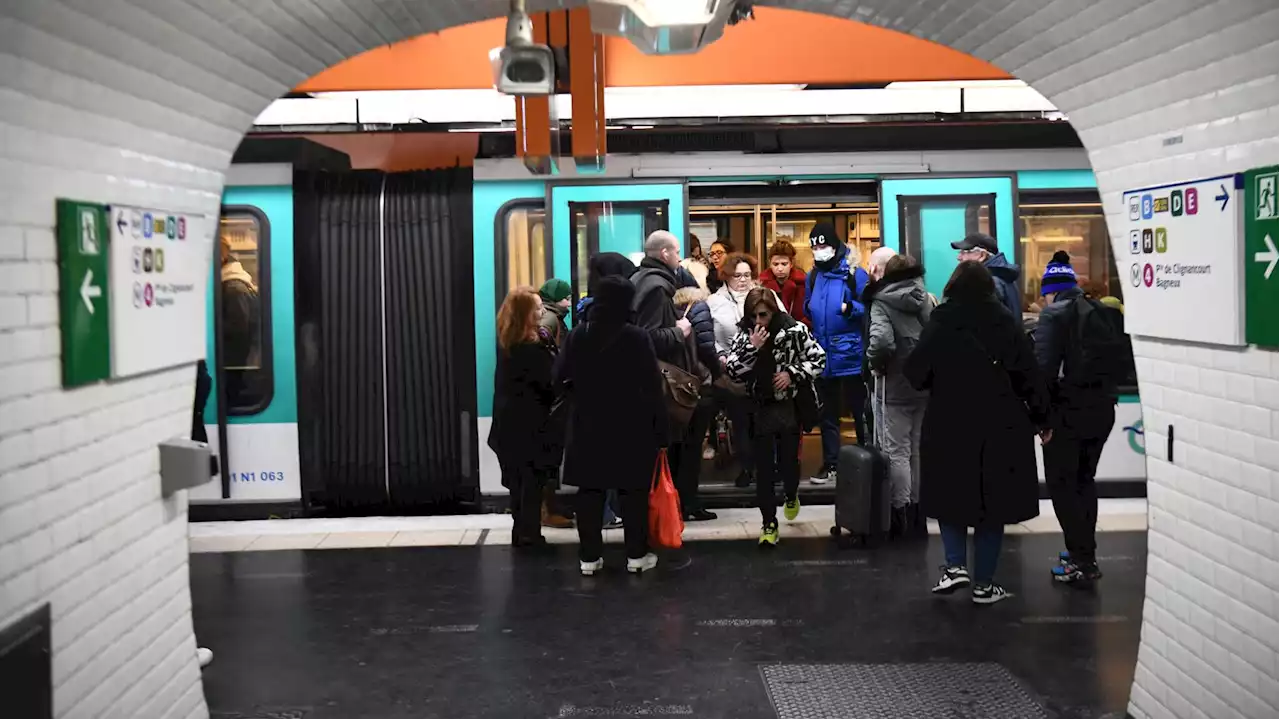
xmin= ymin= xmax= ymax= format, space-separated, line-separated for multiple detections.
xmin=488 ymin=225 xmax=1129 ymax=603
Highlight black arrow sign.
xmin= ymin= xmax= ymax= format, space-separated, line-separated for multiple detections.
xmin=116 ymin=211 xmax=127 ymax=233
xmin=1216 ymin=184 xmax=1229 ymax=211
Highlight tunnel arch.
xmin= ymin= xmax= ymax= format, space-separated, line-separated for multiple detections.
xmin=0 ymin=1 xmax=1274 ymax=717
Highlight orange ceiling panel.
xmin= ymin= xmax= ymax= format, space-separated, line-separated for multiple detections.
xmin=298 ymin=134 xmax=479 ymax=171
xmin=295 ymin=8 xmax=1010 ymax=93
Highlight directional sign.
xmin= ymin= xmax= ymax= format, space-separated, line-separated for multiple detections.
xmin=55 ymin=199 xmax=111 ymax=387
xmin=1244 ymin=165 xmax=1278 ymax=348
xmin=1121 ymin=174 xmax=1245 ymax=346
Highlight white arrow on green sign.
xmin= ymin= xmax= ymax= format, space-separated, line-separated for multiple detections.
xmin=56 ymin=199 xmax=111 ymax=387
xmin=1244 ymin=166 xmax=1279 ymax=349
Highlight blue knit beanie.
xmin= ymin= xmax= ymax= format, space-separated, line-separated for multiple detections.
xmin=1041 ymin=250 xmax=1077 ymax=296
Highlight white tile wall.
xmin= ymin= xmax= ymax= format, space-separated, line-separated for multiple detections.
xmin=0 ymin=0 xmax=1274 ymax=717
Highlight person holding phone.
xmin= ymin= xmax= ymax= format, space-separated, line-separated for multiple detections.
xmin=722 ymin=288 xmax=826 ymax=547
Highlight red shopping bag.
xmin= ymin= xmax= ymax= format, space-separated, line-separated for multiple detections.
xmin=649 ymin=449 xmax=684 ymax=549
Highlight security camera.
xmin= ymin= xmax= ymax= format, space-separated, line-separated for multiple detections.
xmin=492 ymin=1 xmax=555 ymax=96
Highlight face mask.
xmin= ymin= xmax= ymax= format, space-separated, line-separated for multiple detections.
xmin=813 ymin=246 xmax=836 ymax=263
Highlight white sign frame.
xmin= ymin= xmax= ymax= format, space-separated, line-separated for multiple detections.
xmin=1118 ymin=173 xmax=1245 ymax=346
xmin=108 ymin=205 xmax=212 ymax=378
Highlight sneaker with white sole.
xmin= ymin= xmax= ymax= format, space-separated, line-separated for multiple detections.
xmin=971 ymin=582 xmax=1013 ymax=605
xmin=809 ymin=466 xmax=835 ymax=485
xmin=930 ymin=566 xmax=971 ymax=594
xmin=580 ymin=558 xmax=604 ymax=576
xmin=196 ymin=647 xmax=214 ymax=668
xmin=626 ymin=553 xmax=658 ymax=574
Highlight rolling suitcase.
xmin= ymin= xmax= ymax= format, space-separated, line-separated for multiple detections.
xmin=830 ymin=379 xmax=891 ymax=548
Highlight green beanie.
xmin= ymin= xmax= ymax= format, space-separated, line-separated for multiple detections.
xmin=538 ymin=278 xmax=571 ymax=303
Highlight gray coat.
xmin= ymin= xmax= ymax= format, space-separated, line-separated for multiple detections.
xmin=866 ymin=264 xmax=932 ymax=402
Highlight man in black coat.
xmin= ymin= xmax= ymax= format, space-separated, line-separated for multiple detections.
xmin=631 ymin=230 xmax=693 ymax=369
xmin=1033 ymin=252 xmax=1120 ymax=585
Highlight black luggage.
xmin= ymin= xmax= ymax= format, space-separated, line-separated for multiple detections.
xmin=830 ymin=380 xmax=891 ymax=547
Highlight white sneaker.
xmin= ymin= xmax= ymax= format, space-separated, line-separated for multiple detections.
xmin=626 ymin=553 xmax=658 ymax=574
xmin=809 ymin=466 xmax=835 ymax=485
xmin=930 ymin=566 xmax=971 ymax=595
xmin=580 ymin=558 xmax=604 ymax=576
xmin=196 ymin=647 xmax=213 ymax=668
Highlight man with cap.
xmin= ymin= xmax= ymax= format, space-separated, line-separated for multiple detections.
xmin=803 ymin=222 xmax=871 ymax=484
xmin=952 ymin=232 xmax=1023 ymax=318
xmin=538 ymin=278 xmax=572 ymax=347
xmin=1033 ymin=250 xmax=1125 ymax=586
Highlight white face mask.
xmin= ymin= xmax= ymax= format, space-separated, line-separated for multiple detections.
xmin=813 ymin=246 xmax=836 ymax=263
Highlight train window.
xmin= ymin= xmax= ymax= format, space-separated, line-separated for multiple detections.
xmin=1018 ymin=194 xmax=1119 ymax=308
xmin=499 ymin=203 xmax=549 ymax=295
xmin=689 ymin=202 xmax=878 ymax=273
xmin=217 ymin=207 xmax=273 ymax=416
xmin=569 ymin=200 xmax=668 ymax=303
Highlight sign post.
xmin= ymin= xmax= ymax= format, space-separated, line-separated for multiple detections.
xmin=1244 ymin=165 xmax=1278 ymax=349
xmin=1120 ymin=174 xmax=1245 ymax=346
xmin=55 ymin=199 xmax=111 ymax=387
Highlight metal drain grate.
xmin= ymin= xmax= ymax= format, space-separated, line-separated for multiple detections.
xmin=761 ymin=663 xmax=1050 ymax=719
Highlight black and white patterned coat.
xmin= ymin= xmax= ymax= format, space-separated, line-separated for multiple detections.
xmin=724 ymin=319 xmax=827 ymax=402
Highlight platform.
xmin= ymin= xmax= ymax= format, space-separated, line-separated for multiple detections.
xmin=192 ymin=530 xmax=1146 ymax=719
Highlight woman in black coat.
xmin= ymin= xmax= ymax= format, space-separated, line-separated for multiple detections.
xmin=555 ymin=276 xmax=668 ymax=576
xmin=905 ymin=261 xmax=1050 ymax=605
xmin=488 ymin=287 xmax=563 ymax=548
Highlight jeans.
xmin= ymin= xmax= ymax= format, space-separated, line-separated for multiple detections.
xmin=602 ymin=490 xmax=621 ymax=525
xmin=577 ymin=488 xmax=649 ymax=562
xmin=817 ymin=374 xmax=868 ymax=468
xmin=938 ymin=523 xmax=1005 ymax=585
xmin=753 ymin=426 xmax=800 ymax=524
xmin=1044 ymin=428 xmax=1111 ymax=565
xmin=881 ymin=399 xmax=926 ymax=508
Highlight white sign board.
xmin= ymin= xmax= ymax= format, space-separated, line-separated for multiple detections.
xmin=1119 ymin=174 xmax=1245 ymax=345
xmin=1037 ymin=400 xmax=1146 ymax=482
xmin=108 ymin=205 xmax=211 ymax=378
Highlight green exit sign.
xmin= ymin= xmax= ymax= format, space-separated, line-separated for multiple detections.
xmin=1244 ymin=166 xmax=1278 ymax=349
xmin=55 ymin=199 xmax=111 ymax=387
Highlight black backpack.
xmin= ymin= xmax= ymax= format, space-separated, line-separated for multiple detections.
xmin=1067 ymin=298 xmax=1129 ymax=389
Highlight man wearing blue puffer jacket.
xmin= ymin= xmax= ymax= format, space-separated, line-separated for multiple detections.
xmin=804 ymin=223 xmax=871 ymax=484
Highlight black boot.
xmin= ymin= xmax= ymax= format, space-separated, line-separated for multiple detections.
xmin=908 ymin=503 xmax=928 ymax=539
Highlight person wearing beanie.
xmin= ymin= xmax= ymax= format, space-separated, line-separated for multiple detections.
xmin=952 ymin=232 xmax=1023 ymax=318
xmin=537 ymin=278 xmax=573 ymax=348
xmin=1033 ymin=249 xmax=1128 ymax=586
xmin=803 ymin=222 xmax=871 ymax=484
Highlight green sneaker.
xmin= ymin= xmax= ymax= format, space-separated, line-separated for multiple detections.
xmin=783 ymin=495 xmax=801 ymax=521
xmin=759 ymin=521 xmax=780 ymax=547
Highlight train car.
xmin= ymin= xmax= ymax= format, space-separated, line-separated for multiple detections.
xmin=195 ymin=146 xmax=1145 ymax=515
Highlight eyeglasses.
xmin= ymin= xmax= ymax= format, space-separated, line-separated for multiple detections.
xmin=708 ymin=250 xmax=726 ymax=258
xmin=732 ymin=272 xmax=753 ymax=279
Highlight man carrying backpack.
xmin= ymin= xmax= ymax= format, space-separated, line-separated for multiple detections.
xmin=1034 ymin=251 xmax=1127 ymax=585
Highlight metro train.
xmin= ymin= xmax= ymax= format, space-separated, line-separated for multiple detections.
xmin=191 ymin=145 xmax=1146 ymax=514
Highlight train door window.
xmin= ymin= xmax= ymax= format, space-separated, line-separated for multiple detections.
xmin=498 ymin=202 xmax=549 ymax=297
xmin=217 ymin=207 xmax=273 ymax=415
xmin=898 ymin=194 xmax=996 ymax=299
xmin=1018 ymin=192 xmax=1117 ymax=304
xmin=568 ymin=200 xmax=668 ymax=303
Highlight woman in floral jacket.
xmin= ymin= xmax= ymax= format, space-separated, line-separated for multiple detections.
xmin=723 ymin=287 xmax=826 ymax=547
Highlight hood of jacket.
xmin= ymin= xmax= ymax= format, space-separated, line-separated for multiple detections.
xmin=543 ymin=301 xmax=568 ymax=321
xmin=984 ymin=251 xmax=1020 ymax=283
xmin=875 ymin=264 xmax=928 ymax=314
xmin=221 ymin=261 xmax=256 ymax=290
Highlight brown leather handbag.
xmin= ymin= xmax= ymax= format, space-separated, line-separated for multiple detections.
xmin=658 ymin=338 xmax=702 ymax=433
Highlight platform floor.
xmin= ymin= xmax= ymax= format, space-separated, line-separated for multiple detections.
xmin=188 ymin=498 xmax=1148 ymax=553
xmin=193 ymin=532 xmax=1145 ymax=719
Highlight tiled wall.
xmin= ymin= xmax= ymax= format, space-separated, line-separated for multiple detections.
xmin=0 ymin=0 xmax=1274 ymax=717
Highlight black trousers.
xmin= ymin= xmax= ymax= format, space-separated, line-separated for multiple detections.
xmin=577 ymin=487 xmax=650 ymax=562
xmin=1044 ymin=431 xmax=1110 ymax=565
xmin=676 ymin=399 xmax=716 ymax=514
xmin=817 ymin=374 xmax=868 ymax=468
xmin=754 ymin=427 xmax=800 ymax=524
xmin=502 ymin=463 xmax=543 ymax=543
